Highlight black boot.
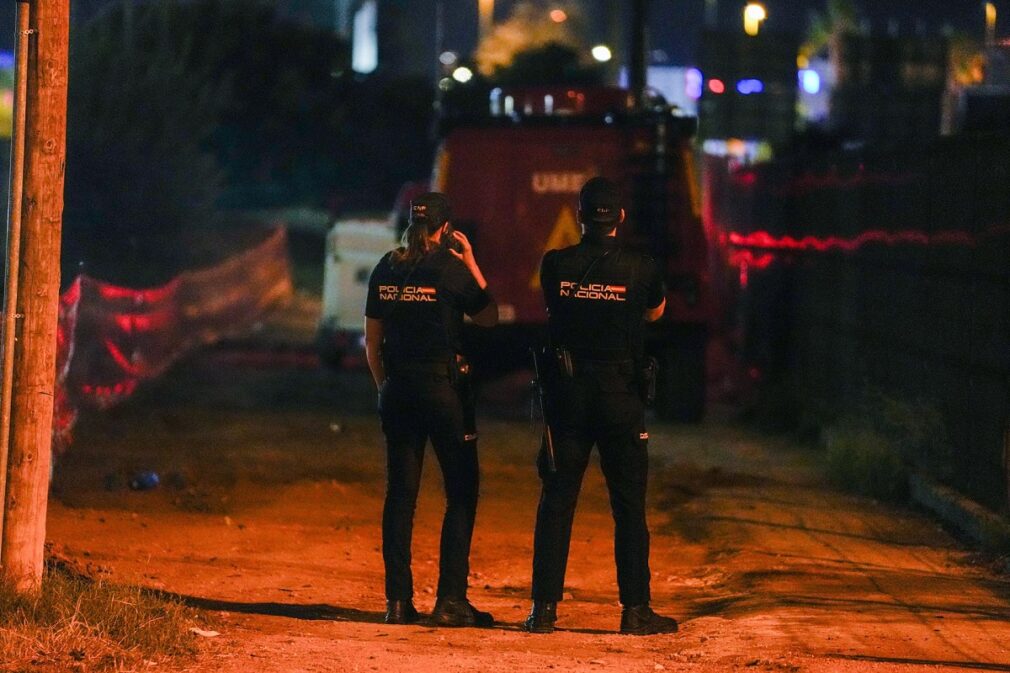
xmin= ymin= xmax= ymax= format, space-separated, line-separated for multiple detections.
xmin=620 ymin=604 xmax=678 ymax=635
xmin=523 ymin=601 xmax=557 ymax=633
xmin=384 ymin=600 xmax=420 ymax=625
xmin=430 ymin=597 xmax=494 ymax=628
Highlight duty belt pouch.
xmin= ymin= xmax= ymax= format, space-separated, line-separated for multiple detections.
xmin=639 ymin=356 xmax=659 ymax=406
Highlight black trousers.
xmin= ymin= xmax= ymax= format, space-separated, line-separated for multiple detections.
xmin=532 ymin=369 xmax=651 ymax=606
xmin=379 ymin=372 xmax=479 ymax=601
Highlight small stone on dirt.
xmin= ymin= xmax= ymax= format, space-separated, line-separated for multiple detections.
xmin=190 ymin=628 xmax=221 ymax=638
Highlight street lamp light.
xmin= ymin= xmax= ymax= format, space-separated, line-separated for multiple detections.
xmin=591 ymin=45 xmax=613 ymax=62
xmin=986 ymin=2 xmax=997 ymax=47
xmin=453 ymin=66 xmax=474 ymax=83
xmin=743 ymin=3 xmax=767 ymax=36
xmin=478 ymin=0 xmax=494 ymax=42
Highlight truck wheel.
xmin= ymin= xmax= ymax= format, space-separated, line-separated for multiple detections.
xmin=656 ymin=326 xmax=706 ymax=423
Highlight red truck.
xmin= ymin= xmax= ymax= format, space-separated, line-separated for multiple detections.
xmin=432 ymin=85 xmax=715 ymax=421
xmin=320 ymin=85 xmax=714 ymax=420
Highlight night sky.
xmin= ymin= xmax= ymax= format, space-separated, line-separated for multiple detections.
xmin=0 ymin=1 xmax=1004 ymax=66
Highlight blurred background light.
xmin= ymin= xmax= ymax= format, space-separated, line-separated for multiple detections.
xmin=0 ymin=49 xmax=14 ymax=138
xmin=439 ymin=51 xmax=458 ymax=67
xmin=452 ymin=66 xmax=474 ymax=83
xmin=479 ymin=0 xmax=495 ymax=41
xmin=685 ymin=68 xmax=703 ymax=100
xmin=550 ymin=8 xmax=568 ymax=23
xmin=799 ymin=69 xmax=821 ymax=95
xmin=708 ymin=78 xmax=726 ymax=94
xmin=736 ymin=78 xmax=764 ymax=95
xmin=743 ymin=3 xmax=767 ymax=36
xmin=351 ymin=0 xmax=378 ymax=74
xmin=591 ymin=45 xmax=613 ymax=63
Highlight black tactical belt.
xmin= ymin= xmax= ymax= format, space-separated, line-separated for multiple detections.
xmin=387 ymin=360 xmax=451 ymax=377
xmin=570 ymin=357 xmax=635 ymax=378
xmin=574 ymin=358 xmax=634 ymax=369
xmin=568 ymin=348 xmax=634 ymax=364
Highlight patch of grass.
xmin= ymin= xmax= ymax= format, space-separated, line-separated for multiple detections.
xmin=0 ymin=563 xmax=200 ymax=672
xmin=822 ymin=388 xmax=953 ymax=503
xmin=744 ymin=376 xmax=954 ymax=503
xmin=872 ymin=391 xmax=952 ymax=479
xmin=824 ymin=423 xmax=909 ymax=502
xmin=739 ymin=374 xmax=837 ymax=444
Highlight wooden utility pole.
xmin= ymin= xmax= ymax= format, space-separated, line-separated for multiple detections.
xmin=0 ymin=0 xmax=33 ymax=550
xmin=1 ymin=0 xmax=71 ymax=594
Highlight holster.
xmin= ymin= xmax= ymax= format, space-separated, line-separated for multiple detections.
xmin=638 ymin=356 xmax=659 ymax=406
xmin=449 ymin=354 xmax=471 ymax=387
xmin=535 ymin=347 xmax=573 ymax=382
xmin=451 ymin=354 xmax=477 ymax=440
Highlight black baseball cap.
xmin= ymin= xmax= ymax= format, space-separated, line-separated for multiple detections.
xmin=409 ymin=192 xmax=451 ymax=229
xmin=579 ymin=177 xmax=622 ymax=224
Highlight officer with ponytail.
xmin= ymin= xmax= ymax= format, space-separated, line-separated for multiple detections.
xmin=364 ymin=192 xmax=499 ymax=627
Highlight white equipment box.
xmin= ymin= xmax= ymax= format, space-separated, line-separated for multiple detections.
xmin=321 ymin=218 xmax=397 ymax=333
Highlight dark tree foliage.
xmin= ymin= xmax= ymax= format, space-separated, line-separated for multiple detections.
xmin=158 ymin=0 xmax=351 ymax=209
xmin=64 ymin=1 xmax=227 ymax=285
xmin=492 ymin=43 xmax=605 ymax=87
xmin=332 ymin=74 xmax=437 ymax=213
xmin=438 ymin=61 xmax=494 ymax=122
xmin=439 ymin=44 xmax=606 ymax=123
xmin=64 ymin=0 xmax=435 ymax=285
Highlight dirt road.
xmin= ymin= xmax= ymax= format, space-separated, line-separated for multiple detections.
xmin=47 ymin=338 xmax=1010 ymax=672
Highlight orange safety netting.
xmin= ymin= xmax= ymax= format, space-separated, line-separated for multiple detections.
xmin=51 ymin=227 xmax=294 ymax=451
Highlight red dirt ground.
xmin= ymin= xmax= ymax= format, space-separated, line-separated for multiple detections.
xmin=42 ymin=339 xmax=1010 ymax=673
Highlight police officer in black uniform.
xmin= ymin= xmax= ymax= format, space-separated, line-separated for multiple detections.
xmin=524 ymin=177 xmax=679 ymax=635
xmin=364 ymin=192 xmax=499 ymax=627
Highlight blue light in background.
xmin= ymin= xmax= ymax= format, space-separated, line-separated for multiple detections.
xmin=799 ymin=69 xmax=821 ymax=94
xmin=736 ymin=79 xmax=764 ymax=95
xmin=351 ymin=1 xmax=378 ymax=74
xmin=0 ymin=51 xmax=14 ymax=70
xmin=685 ymin=68 xmax=703 ymax=100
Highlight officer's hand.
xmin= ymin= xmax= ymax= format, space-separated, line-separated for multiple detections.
xmin=448 ymin=230 xmax=475 ymax=265
xmin=450 ymin=230 xmax=490 ymax=290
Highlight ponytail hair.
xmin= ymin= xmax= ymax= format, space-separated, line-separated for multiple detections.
xmin=390 ymin=220 xmax=439 ymax=267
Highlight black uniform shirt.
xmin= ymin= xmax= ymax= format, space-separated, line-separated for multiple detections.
xmin=540 ymin=236 xmax=665 ymax=361
xmin=366 ymin=248 xmax=490 ymax=364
